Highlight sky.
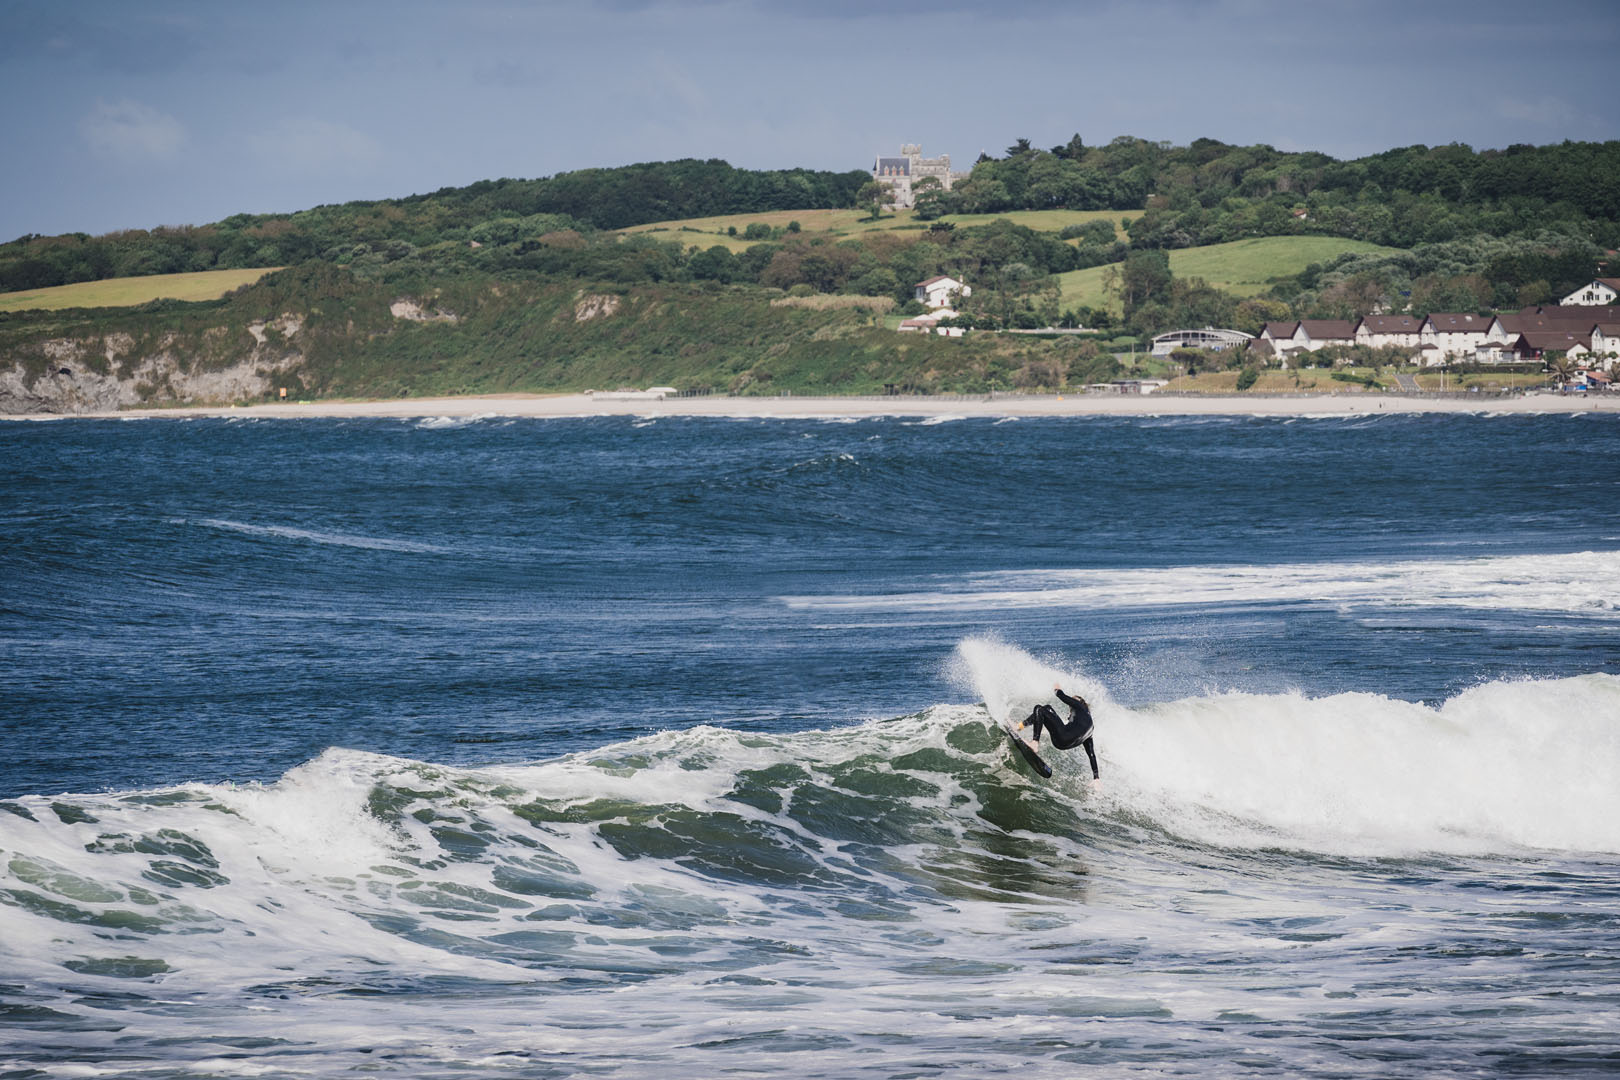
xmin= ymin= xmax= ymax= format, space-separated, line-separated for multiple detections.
xmin=2 ymin=0 xmax=1616 ymax=241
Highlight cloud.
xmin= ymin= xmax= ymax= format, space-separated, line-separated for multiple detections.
xmin=246 ymin=118 xmax=384 ymax=175
xmin=80 ymin=99 xmax=185 ymax=161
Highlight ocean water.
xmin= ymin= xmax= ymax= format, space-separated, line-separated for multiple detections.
xmin=2 ymin=411 xmax=1619 ymax=1078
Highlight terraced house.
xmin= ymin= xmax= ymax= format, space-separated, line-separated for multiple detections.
xmin=1254 ymin=320 xmax=1355 ymax=363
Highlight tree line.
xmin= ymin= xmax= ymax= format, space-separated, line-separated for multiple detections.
xmin=7 ymin=137 xmax=1620 ymax=297
xmin=919 ymin=136 xmax=1620 ymax=251
xmin=0 ymin=160 xmax=869 ymax=293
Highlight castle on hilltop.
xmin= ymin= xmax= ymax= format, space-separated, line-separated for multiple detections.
xmin=871 ymin=144 xmax=968 ymax=209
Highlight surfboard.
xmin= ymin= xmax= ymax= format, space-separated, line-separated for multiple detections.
xmin=1002 ymin=722 xmax=1053 ymax=778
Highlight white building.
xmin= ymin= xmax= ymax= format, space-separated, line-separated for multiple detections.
xmin=1353 ymin=314 xmax=1423 ymax=350
xmin=1150 ymin=328 xmax=1252 ymax=356
xmin=1589 ymin=324 xmax=1620 ymax=369
xmin=1255 ymin=320 xmax=1355 ymax=363
xmin=914 ymin=276 xmax=970 ymax=309
xmin=1560 ymin=278 xmax=1620 ymax=306
xmin=872 ymin=145 xmax=966 ymax=210
xmin=1419 ymin=314 xmax=1492 ymax=362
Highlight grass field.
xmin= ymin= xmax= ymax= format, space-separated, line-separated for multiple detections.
xmin=622 ymin=207 xmax=1138 ymax=247
xmin=0 ymin=268 xmax=280 ymax=312
xmin=1057 ymin=236 xmax=1401 ymax=313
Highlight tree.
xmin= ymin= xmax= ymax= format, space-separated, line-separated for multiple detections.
xmin=1113 ymin=248 xmax=1173 ymax=321
xmin=911 ymin=175 xmax=948 ymax=221
xmin=1234 ymin=297 xmax=1293 ymax=335
xmin=1005 ymin=137 xmax=1033 ymax=158
xmin=688 ymin=244 xmax=738 ymax=283
xmin=1545 ymin=350 xmax=1576 ymax=387
xmin=855 ymin=180 xmax=889 ymax=221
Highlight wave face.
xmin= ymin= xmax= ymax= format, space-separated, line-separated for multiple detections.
xmin=5 ymin=657 xmax=1620 ymax=1075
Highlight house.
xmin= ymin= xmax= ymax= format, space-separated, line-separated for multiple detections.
xmin=897 ymin=311 xmax=965 ymax=337
xmin=1353 ymin=314 xmax=1422 ymax=350
xmin=914 ymin=276 xmax=970 ymax=309
xmin=1515 ymin=328 xmax=1593 ymax=362
xmin=1419 ymin=313 xmax=1492 ymax=362
xmin=1252 ymin=320 xmax=1354 ymax=365
xmin=1559 ymin=278 xmax=1620 ymax=306
xmin=1589 ymin=324 xmax=1620 ymax=369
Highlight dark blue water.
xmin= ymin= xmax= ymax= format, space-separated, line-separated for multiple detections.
xmin=4 ymin=413 xmax=1617 ymax=798
xmin=3 ymin=412 xmax=1620 ymax=1079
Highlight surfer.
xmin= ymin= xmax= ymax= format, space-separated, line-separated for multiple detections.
xmin=1019 ymin=683 xmax=1100 ymax=780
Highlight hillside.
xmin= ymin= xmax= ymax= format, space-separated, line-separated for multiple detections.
xmin=0 ymin=264 xmax=1121 ymax=413
xmin=1057 ymin=236 xmax=1402 ymax=312
xmin=3 ymin=135 xmax=1617 ymax=411
xmin=622 ymin=207 xmax=1133 ymax=251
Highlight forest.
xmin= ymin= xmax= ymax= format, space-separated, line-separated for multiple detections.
xmin=1 ymin=137 xmax=1616 ymax=352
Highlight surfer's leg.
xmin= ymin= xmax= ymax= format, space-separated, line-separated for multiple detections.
xmin=1018 ymin=708 xmax=1044 ymax=743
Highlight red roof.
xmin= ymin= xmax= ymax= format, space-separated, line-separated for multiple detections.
xmin=1519 ymin=329 xmax=1592 ymax=350
xmin=1355 ymin=315 xmax=1422 ymax=334
xmin=1521 ymin=304 xmax=1620 ymax=323
xmin=1424 ymin=313 xmax=1487 ymax=332
xmin=1299 ymin=319 xmax=1355 ymax=340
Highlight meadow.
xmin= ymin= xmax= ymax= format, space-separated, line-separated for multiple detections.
xmin=621 ymin=207 xmax=1137 ymax=250
xmin=0 ymin=268 xmax=279 ymax=312
xmin=1057 ymin=236 xmax=1401 ymax=312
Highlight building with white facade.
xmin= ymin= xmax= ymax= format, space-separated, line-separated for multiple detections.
xmin=1150 ymin=328 xmax=1252 ymax=356
xmin=1254 ymin=320 xmax=1355 ymax=363
xmin=1419 ymin=314 xmax=1493 ymax=362
xmin=1560 ymin=278 xmax=1620 ymax=306
xmin=872 ymin=145 xmax=967 ymax=210
xmin=1353 ymin=315 xmax=1423 ymax=350
xmin=914 ymin=276 xmax=970 ymax=309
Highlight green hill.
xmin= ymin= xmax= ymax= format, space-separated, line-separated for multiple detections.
xmin=0 ymin=268 xmax=279 ymax=313
xmin=1058 ymin=236 xmax=1402 ymax=313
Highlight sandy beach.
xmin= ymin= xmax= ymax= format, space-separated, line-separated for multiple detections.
xmin=8 ymin=390 xmax=1618 ymax=422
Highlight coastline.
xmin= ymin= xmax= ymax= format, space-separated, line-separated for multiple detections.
xmin=6 ymin=390 xmax=1618 ymax=422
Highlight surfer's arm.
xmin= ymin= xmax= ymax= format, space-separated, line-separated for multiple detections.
xmin=1080 ymin=737 xmax=1100 ymax=780
xmin=1054 ymin=687 xmax=1087 ymax=712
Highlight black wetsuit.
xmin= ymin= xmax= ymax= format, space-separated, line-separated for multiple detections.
xmin=1023 ymin=689 xmax=1100 ymax=778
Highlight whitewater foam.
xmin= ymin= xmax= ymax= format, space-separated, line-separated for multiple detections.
xmin=951 ymin=636 xmax=1620 ymax=856
xmin=194 ymin=518 xmax=448 ymax=553
xmin=783 ymin=551 xmax=1620 ymax=618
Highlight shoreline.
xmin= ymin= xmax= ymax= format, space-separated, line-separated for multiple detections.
xmin=6 ymin=390 xmax=1618 ymax=422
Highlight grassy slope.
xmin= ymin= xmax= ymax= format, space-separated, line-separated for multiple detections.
xmin=0 ymin=268 xmax=1120 ymax=402
xmin=622 ymin=207 xmax=1138 ymax=248
xmin=1057 ymin=236 xmax=1401 ymax=312
xmin=0 ymin=268 xmax=280 ymax=312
